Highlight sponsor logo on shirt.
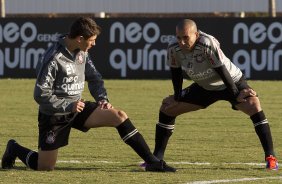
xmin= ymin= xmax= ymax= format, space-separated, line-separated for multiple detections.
xmin=187 ymin=68 xmax=215 ymax=81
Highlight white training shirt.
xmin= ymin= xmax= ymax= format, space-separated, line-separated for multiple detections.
xmin=167 ymin=31 xmax=242 ymax=91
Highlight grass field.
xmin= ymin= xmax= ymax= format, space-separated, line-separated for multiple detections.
xmin=0 ymin=79 xmax=281 ymax=184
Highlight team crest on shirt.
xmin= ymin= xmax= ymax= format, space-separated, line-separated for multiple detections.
xmin=193 ymin=53 xmax=205 ymax=63
xmin=75 ymin=52 xmax=85 ymax=64
xmin=46 ymin=131 xmax=56 ymax=144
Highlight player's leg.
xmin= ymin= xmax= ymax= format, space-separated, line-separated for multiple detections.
xmin=153 ymin=95 xmax=202 ymax=160
xmin=82 ymin=103 xmax=176 ymax=172
xmin=38 ymin=149 xmax=58 ymax=170
xmin=2 ymin=111 xmax=71 ymax=171
xmin=235 ymin=96 xmax=278 ymax=170
xmin=153 ymin=83 xmax=213 ymax=160
xmin=1 ymin=139 xmax=39 ymax=170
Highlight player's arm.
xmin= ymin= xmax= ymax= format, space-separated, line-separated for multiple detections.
xmin=85 ymin=56 xmax=110 ymax=108
xmin=171 ymin=67 xmax=183 ymax=101
xmin=214 ymin=66 xmax=257 ymax=102
xmin=166 ymin=42 xmax=183 ymax=101
xmin=214 ymin=65 xmax=239 ymax=99
xmin=206 ymin=37 xmax=256 ymax=102
xmin=34 ymin=58 xmax=74 ymax=114
xmin=204 ymin=36 xmax=240 ymax=100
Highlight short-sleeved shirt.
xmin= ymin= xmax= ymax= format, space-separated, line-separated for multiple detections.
xmin=167 ymin=31 xmax=242 ymax=91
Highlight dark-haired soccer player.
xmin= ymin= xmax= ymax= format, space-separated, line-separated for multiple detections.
xmin=1 ymin=17 xmax=175 ymax=172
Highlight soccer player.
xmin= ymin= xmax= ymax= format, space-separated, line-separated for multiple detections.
xmin=150 ymin=19 xmax=278 ymax=170
xmin=1 ymin=17 xmax=175 ymax=172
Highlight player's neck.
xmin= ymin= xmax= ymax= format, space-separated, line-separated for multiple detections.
xmin=64 ymin=36 xmax=79 ymax=54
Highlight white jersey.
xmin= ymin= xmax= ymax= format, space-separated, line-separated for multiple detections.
xmin=167 ymin=31 xmax=242 ymax=91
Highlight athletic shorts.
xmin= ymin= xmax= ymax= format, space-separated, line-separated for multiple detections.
xmin=179 ymin=77 xmax=250 ymax=109
xmin=38 ymin=101 xmax=98 ymax=151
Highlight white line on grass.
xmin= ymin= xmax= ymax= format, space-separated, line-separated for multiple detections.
xmin=57 ymin=160 xmax=121 ymax=164
xmin=186 ymin=176 xmax=282 ymax=184
xmin=167 ymin=162 xmax=265 ymax=166
xmin=3 ymin=160 xmax=280 ymax=183
xmin=11 ymin=160 xmax=266 ymax=166
xmin=168 ymin=162 xmax=211 ymax=165
xmin=13 ymin=160 xmax=121 ymax=164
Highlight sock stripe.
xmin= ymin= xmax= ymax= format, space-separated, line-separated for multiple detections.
xmin=26 ymin=151 xmax=35 ymax=168
xmin=254 ymin=119 xmax=268 ymax=127
xmin=157 ymin=122 xmax=175 ymax=130
xmin=122 ymin=129 xmax=138 ymax=142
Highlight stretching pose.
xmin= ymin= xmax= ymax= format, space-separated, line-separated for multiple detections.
xmin=150 ymin=19 xmax=278 ymax=170
xmin=1 ymin=17 xmax=175 ymax=172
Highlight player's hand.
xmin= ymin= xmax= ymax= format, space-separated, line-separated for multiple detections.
xmin=98 ymin=100 xmax=113 ymax=109
xmin=72 ymin=100 xmax=85 ymax=113
xmin=236 ymin=88 xmax=257 ymax=103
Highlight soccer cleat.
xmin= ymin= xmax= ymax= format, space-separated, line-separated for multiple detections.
xmin=1 ymin=139 xmax=17 ymax=169
xmin=265 ymin=155 xmax=278 ymax=170
xmin=145 ymin=160 xmax=177 ymax=172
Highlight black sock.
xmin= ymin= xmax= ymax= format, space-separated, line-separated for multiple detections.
xmin=116 ymin=119 xmax=159 ymax=164
xmin=153 ymin=111 xmax=175 ymax=160
xmin=250 ymin=111 xmax=275 ymax=157
xmin=13 ymin=142 xmax=38 ymax=170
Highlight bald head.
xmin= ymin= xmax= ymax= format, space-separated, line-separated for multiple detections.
xmin=176 ymin=19 xmax=198 ymax=32
xmin=175 ymin=19 xmax=199 ymax=51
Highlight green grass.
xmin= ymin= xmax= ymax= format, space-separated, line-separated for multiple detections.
xmin=0 ymin=79 xmax=281 ymax=184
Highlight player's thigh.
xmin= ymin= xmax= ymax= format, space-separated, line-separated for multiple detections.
xmin=235 ymin=96 xmax=262 ymax=116
xmin=38 ymin=149 xmax=58 ymax=171
xmin=160 ymin=95 xmax=202 ymax=116
xmin=84 ymin=107 xmax=128 ymax=128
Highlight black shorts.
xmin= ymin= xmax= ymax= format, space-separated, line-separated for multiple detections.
xmin=179 ymin=77 xmax=250 ymax=109
xmin=38 ymin=101 xmax=98 ymax=151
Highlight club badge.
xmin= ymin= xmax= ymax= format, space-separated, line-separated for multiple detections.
xmin=46 ymin=131 xmax=56 ymax=144
xmin=75 ymin=52 xmax=85 ymax=64
xmin=194 ymin=53 xmax=204 ymax=63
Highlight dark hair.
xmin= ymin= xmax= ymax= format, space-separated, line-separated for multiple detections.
xmin=68 ymin=17 xmax=101 ymax=39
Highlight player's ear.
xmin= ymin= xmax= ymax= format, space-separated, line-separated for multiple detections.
xmin=76 ymin=36 xmax=83 ymax=43
xmin=195 ymin=31 xmax=199 ymax=38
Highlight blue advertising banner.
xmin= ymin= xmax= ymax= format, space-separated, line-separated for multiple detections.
xmin=0 ymin=17 xmax=281 ymax=79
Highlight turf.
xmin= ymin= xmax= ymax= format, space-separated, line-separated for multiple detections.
xmin=0 ymin=79 xmax=281 ymax=184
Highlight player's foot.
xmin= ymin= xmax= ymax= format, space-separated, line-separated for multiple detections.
xmin=1 ymin=139 xmax=17 ymax=169
xmin=265 ymin=155 xmax=278 ymax=170
xmin=145 ymin=160 xmax=177 ymax=172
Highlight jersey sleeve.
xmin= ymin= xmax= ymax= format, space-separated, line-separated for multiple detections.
xmin=203 ymin=36 xmax=225 ymax=68
xmin=85 ymin=55 xmax=108 ymax=102
xmin=166 ymin=42 xmax=181 ymax=68
xmin=34 ymin=58 xmax=73 ymax=114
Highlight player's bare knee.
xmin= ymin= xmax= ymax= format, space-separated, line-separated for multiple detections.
xmin=160 ymin=107 xmax=178 ymax=117
xmin=247 ymin=97 xmax=261 ymax=108
xmin=243 ymin=97 xmax=262 ymax=115
xmin=159 ymin=106 xmax=167 ymax=113
xmin=160 ymin=104 xmax=166 ymax=112
xmin=115 ymin=110 xmax=128 ymax=124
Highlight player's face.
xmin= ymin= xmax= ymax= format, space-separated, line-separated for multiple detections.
xmin=176 ymin=26 xmax=198 ymax=52
xmin=79 ymin=35 xmax=97 ymax=52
